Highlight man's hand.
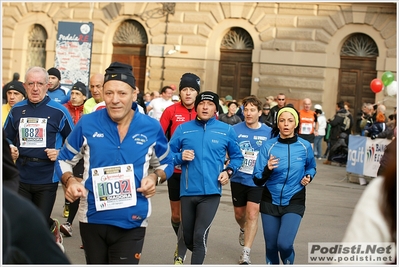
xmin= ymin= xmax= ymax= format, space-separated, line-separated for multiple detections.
xmin=137 ymin=175 xmax=157 ymax=198
xmin=218 ymin=171 xmax=229 ymax=186
xmin=65 ymin=179 xmax=87 ymax=202
xmin=10 ymin=145 xmax=19 ymax=161
xmin=44 ymin=148 xmax=59 ymax=161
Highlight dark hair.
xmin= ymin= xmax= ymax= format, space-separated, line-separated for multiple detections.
xmin=160 ymin=86 xmax=173 ymax=94
xmin=388 ymin=114 xmax=395 ymax=121
xmin=242 ymin=96 xmax=263 ymax=111
xmin=315 ymin=109 xmax=322 ymax=115
xmin=337 ymin=101 xmax=345 ymax=109
xmin=227 ymin=101 xmax=238 ymax=108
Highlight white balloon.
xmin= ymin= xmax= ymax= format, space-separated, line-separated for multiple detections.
xmin=386 ymin=80 xmax=397 ymax=96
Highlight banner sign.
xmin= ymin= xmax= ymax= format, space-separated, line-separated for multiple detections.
xmin=346 ymin=135 xmax=391 ymax=177
xmin=55 ymin=22 xmax=94 ymax=88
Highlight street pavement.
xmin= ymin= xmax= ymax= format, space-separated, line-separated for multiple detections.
xmin=53 ymin=160 xmax=366 ymax=265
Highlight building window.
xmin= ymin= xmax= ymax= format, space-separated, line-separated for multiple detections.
xmin=221 ymin=27 xmax=254 ymax=50
xmin=27 ymin=24 xmax=47 ymax=68
xmin=113 ymin=20 xmax=148 ymax=44
xmin=341 ymin=33 xmax=378 ymax=57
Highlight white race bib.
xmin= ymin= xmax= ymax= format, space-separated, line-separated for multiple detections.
xmin=19 ymin=117 xmax=47 ymax=148
xmin=239 ymin=150 xmax=259 ymax=175
xmin=300 ymin=123 xmax=313 ymax=134
xmin=92 ymin=164 xmax=137 ymax=211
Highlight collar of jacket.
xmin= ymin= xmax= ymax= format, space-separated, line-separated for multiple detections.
xmin=278 ymin=134 xmax=298 ymax=144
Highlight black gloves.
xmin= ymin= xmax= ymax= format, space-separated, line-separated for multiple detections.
xmin=253 ymin=166 xmax=272 ymax=186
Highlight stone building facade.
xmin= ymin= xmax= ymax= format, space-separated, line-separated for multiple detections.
xmin=2 ymin=2 xmax=397 ymax=118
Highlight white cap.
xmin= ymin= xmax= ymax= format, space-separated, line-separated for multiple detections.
xmin=172 ymin=95 xmax=179 ymax=101
xmin=314 ymin=104 xmax=322 ymax=110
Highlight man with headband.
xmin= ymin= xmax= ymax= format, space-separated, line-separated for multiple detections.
xmin=55 ymin=62 xmax=174 ymax=264
xmin=169 ymin=91 xmax=243 ymax=264
xmin=253 ymin=106 xmax=316 ymax=264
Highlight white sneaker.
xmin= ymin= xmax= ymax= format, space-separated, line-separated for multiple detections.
xmin=239 ymin=249 xmax=251 ymax=265
xmin=239 ymin=228 xmax=245 ymax=246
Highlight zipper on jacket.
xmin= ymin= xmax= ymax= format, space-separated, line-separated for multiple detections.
xmin=185 ymin=167 xmax=189 ymax=190
xmin=279 ymin=143 xmax=290 ymax=205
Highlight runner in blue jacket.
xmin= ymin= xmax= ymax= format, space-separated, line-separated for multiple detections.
xmin=169 ymin=91 xmax=243 ymax=264
xmin=253 ymin=106 xmax=316 ymax=264
xmin=55 ymin=62 xmax=174 ymax=264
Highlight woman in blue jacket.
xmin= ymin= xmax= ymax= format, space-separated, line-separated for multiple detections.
xmin=253 ymin=106 xmax=317 ymax=264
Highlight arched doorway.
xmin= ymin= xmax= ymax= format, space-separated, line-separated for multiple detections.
xmin=338 ymin=33 xmax=378 ymax=134
xmin=111 ymin=20 xmax=148 ymax=91
xmin=217 ymin=27 xmax=254 ymax=101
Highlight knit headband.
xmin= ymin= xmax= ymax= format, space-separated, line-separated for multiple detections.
xmin=277 ymin=107 xmax=299 ymax=127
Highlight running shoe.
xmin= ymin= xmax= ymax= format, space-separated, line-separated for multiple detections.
xmin=239 ymin=249 xmax=251 ymax=265
xmin=60 ymin=222 xmax=73 ymax=237
xmin=174 ymin=244 xmax=178 ymax=259
xmin=63 ymin=204 xmax=70 ymax=218
xmin=51 ymin=218 xmax=65 ymax=253
xmin=239 ymin=228 xmax=245 ymax=246
xmin=174 ymin=256 xmax=184 ymax=265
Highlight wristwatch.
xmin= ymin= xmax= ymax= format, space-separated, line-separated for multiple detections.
xmin=154 ymin=170 xmax=162 ymax=186
xmin=223 ymin=168 xmax=233 ymax=178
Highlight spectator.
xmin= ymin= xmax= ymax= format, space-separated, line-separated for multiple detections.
xmin=359 ymin=103 xmax=374 ymax=136
xmin=147 ymin=86 xmax=174 ymax=120
xmin=144 ymin=92 xmax=152 ymax=107
xmin=169 ymin=91 xmax=243 ymax=264
xmin=253 ymin=106 xmax=316 ymax=264
xmin=55 ymin=62 xmax=174 ymax=264
xmin=372 ymin=113 xmax=396 ymax=140
xmin=2 ymin=81 xmax=26 ymax=126
xmin=314 ymin=104 xmax=326 ymax=160
xmin=324 ymin=101 xmax=350 ymax=165
xmin=364 ymin=112 xmax=386 ymax=137
xmin=269 ymin=93 xmax=286 ymax=127
xmin=344 ymin=101 xmax=354 ymax=134
xmin=219 ymin=101 xmax=242 ymax=125
xmin=265 ymin=95 xmax=277 ymax=108
xmin=259 ymin=103 xmax=273 ymax=127
xmin=47 ymin=67 xmax=70 ymax=104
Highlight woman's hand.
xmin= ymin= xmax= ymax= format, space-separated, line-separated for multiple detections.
xmin=267 ymin=155 xmax=279 ymax=170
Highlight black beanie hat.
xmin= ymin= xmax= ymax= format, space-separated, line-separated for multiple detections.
xmin=179 ymin=73 xmax=200 ymax=92
xmin=47 ymin=67 xmax=61 ymax=80
xmin=4 ymin=81 xmax=26 ymax=97
xmin=71 ymin=81 xmax=87 ymax=96
xmin=194 ymin=91 xmax=219 ymax=111
xmin=104 ymin=62 xmax=136 ymax=89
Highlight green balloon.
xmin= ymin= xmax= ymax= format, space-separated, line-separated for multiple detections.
xmin=381 ymin=71 xmax=395 ymax=86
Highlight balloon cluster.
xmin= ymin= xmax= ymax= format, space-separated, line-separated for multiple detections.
xmin=370 ymin=71 xmax=397 ymax=96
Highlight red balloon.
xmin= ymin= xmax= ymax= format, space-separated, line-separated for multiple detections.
xmin=370 ymin=78 xmax=383 ymax=93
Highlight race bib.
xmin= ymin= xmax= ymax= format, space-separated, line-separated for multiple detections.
xmin=300 ymin=123 xmax=313 ymax=134
xmin=19 ymin=117 xmax=47 ymax=148
xmin=239 ymin=150 xmax=259 ymax=175
xmin=92 ymin=164 xmax=137 ymax=211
